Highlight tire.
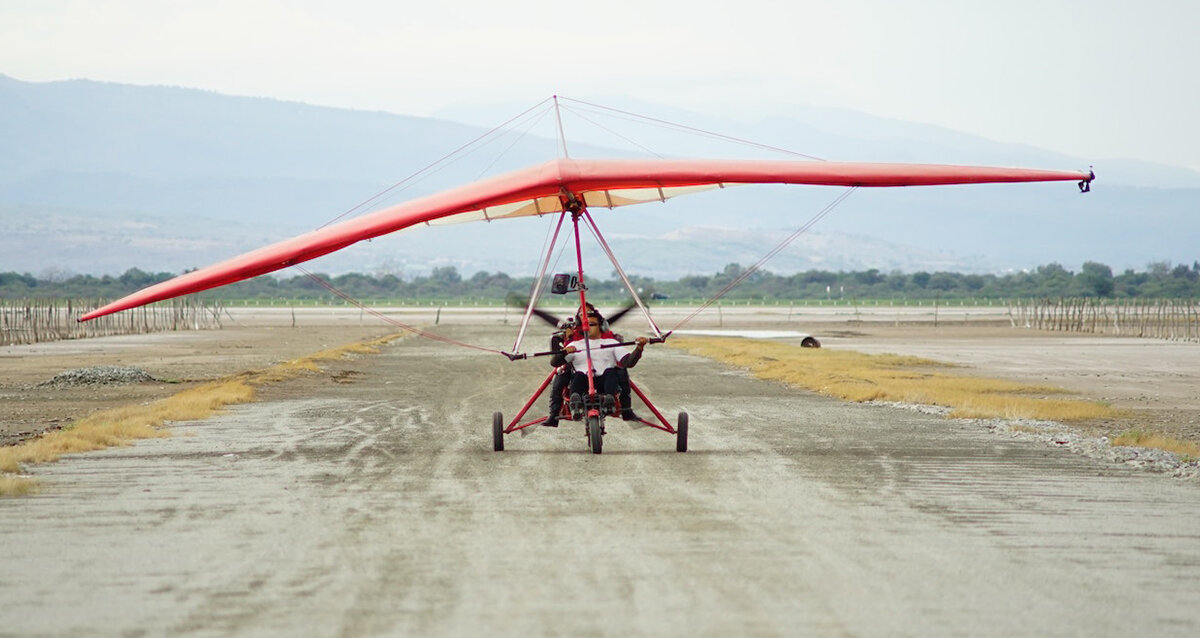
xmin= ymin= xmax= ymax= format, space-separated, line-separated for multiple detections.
xmin=676 ymin=412 xmax=689 ymax=453
xmin=801 ymin=336 xmax=821 ymax=348
xmin=492 ymin=411 xmax=504 ymax=452
xmin=588 ymin=415 xmax=603 ymax=455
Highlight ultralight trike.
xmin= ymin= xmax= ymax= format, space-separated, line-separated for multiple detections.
xmin=491 ymin=200 xmax=688 ymax=454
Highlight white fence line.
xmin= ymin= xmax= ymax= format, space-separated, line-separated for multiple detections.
xmin=1 ymin=298 xmax=223 ymax=346
xmin=1007 ymin=298 xmax=1199 ymax=342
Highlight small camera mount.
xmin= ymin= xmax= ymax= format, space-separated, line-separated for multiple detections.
xmin=550 ymin=273 xmax=582 ymax=294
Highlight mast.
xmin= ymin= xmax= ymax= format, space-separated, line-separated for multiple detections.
xmin=570 ymin=206 xmax=596 ymax=397
xmin=553 ymin=95 xmax=570 ymax=159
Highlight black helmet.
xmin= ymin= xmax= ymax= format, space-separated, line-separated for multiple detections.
xmin=575 ymin=303 xmax=607 ymax=330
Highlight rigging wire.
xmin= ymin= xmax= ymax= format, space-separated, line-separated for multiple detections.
xmin=523 ymin=209 xmax=575 ymax=306
xmin=511 ymin=212 xmax=568 ymax=354
xmin=558 ymin=104 xmax=666 ymax=159
xmin=285 ymin=97 xmax=567 ymax=358
xmin=550 ymin=96 xmax=849 ymax=333
xmin=546 ymin=96 xmax=858 ymax=333
xmin=294 ymin=265 xmax=504 ymax=355
xmin=669 ymin=187 xmax=859 ymax=332
xmin=316 ymin=97 xmax=555 ymax=229
xmin=580 ymin=210 xmax=664 ymax=338
xmin=471 ymin=107 xmax=553 ymax=182
xmin=284 ymin=99 xmax=563 ymax=356
xmin=559 ymin=97 xmax=826 ymax=161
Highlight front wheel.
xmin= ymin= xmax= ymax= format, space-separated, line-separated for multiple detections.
xmin=492 ymin=412 xmax=504 ymax=451
xmin=588 ymin=415 xmax=603 ymax=454
xmin=676 ymin=412 xmax=689 ymax=453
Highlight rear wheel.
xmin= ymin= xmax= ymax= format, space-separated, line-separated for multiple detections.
xmin=676 ymin=412 xmax=689 ymax=452
xmin=492 ymin=412 xmax=504 ymax=451
xmin=588 ymin=415 xmax=603 ymax=454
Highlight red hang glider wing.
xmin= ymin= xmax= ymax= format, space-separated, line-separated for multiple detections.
xmin=79 ymin=158 xmax=1092 ymax=321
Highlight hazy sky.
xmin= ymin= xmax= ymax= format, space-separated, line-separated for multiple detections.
xmin=3 ymin=0 xmax=1196 ymax=169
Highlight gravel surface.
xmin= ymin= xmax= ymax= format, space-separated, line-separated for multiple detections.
xmin=869 ymin=400 xmax=1200 ymax=480
xmin=36 ymin=365 xmax=158 ymax=387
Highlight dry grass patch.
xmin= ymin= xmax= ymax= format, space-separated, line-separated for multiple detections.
xmin=1 ymin=331 xmax=407 ymax=496
xmin=1 ymin=475 xmax=37 ymax=496
xmin=0 ymin=378 xmax=255 ymax=480
xmin=1112 ymin=429 xmax=1200 ymax=459
xmin=672 ymin=336 xmax=1117 ymax=423
xmin=240 ymin=334 xmax=400 ymax=386
xmin=309 ymin=335 xmax=394 ymax=360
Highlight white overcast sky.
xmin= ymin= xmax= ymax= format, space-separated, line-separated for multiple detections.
xmin=2 ymin=0 xmax=1197 ymax=169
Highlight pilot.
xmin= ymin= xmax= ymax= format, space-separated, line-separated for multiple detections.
xmin=553 ymin=307 xmax=648 ymax=420
xmin=546 ymin=304 xmax=640 ymax=425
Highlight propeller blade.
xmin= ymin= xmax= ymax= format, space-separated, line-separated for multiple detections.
xmin=531 ymin=307 xmax=564 ymax=327
xmin=606 ymin=300 xmax=640 ymax=326
xmin=506 ymin=293 xmax=563 ymax=327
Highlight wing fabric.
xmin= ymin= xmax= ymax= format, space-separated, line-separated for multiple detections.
xmin=79 ymin=158 xmax=1091 ymax=321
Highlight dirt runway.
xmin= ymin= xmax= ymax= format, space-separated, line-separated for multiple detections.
xmin=3 ymin=322 xmax=1200 ymax=636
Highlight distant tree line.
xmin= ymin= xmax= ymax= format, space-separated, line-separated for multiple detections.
xmin=2 ymin=261 xmax=1199 ymax=303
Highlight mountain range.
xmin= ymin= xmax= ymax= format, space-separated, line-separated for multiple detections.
xmin=2 ymin=73 xmax=1196 ymax=280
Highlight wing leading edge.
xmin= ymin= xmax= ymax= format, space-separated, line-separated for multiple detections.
xmin=79 ymin=158 xmax=1092 ymax=321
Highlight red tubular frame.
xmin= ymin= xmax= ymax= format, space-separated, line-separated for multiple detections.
xmin=627 ymin=380 xmax=676 ymax=434
xmin=502 ymin=196 xmax=679 ymax=442
xmin=504 ymin=368 xmax=676 ymax=435
xmin=505 ymin=368 xmax=558 ymax=433
xmin=570 ymin=209 xmax=598 ymax=402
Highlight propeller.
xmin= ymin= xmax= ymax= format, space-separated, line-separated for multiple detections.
xmin=505 ymin=293 xmax=643 ymax=330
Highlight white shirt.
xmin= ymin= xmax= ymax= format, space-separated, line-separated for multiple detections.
xmin=564 ymin=337 xmax=629 ymax=375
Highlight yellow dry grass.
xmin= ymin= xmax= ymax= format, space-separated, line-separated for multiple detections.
xmin=1112 ymin=429 xmax=1200 ymax=459
xmin=240 ymin=334 xmax=398 ymax=386
xmin=672 ymin=336 xmax=1117 ymax=423
xmin=0 ymin=331 xmax=407 ymax=496
xmin=0 ymin=475 xmax=37 ymax=496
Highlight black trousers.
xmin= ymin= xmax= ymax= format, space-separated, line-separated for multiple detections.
xmin=569 ymin=368 xmax=621 ymax=396
xmin=548 ymin=368 xmax=571 ymax=418
xmin=614 ymin=367 xmax=632 ymax=411
xmin=552 ymin=368 xmax=632 ymax=417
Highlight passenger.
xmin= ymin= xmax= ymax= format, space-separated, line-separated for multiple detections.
xmin=543 ymin=321 xmax=573 ymax=427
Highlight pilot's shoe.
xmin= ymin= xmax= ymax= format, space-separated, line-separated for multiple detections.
xmin=621 ymin=409 xmax=640 ymax=421
xmin=543 ymin=416 xmax=559 ymax=427
xmin=601 ymin=394 xmax=616 ymax=415
xmin=569 ymin=393 xmax=584 ymax=420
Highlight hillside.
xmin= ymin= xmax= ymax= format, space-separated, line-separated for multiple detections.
xmin=1 ymin=74 xmax=1197 ymax=279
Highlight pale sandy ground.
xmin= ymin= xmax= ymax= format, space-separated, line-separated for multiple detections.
xmin=2 ymin=308 xmax=1199 ymax=636
xmin=3 ymin=304 xmax=1198 ymax=444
